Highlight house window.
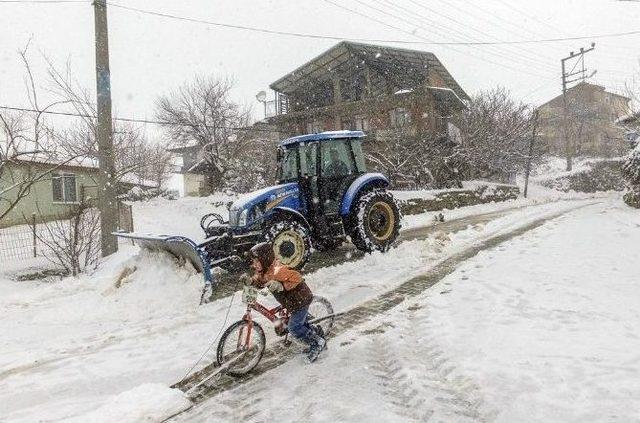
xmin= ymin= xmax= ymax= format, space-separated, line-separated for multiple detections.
xmin=390 ymin=108 xmax=411 ymax=127
xmin=354 ymin=115 xmax=369 ymax=132
xmin=52 ymin=173 xmax=77 ymax=203
xmin=341 ymin=118 xmax=354 ymax=130
xmin=306 ymin=120 xmax=323 ymax=134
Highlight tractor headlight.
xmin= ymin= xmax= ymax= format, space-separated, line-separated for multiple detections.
xmin=238 ymin=208 xmax=249 ymax=227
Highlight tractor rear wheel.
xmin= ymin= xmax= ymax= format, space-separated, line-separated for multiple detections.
xmin=265 ymin=219 xmax=311 ymax=270
xmin=351 ymin=189 xmax=401 ymax=253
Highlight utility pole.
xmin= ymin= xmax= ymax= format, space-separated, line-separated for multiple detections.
xmin=561 ymin=43 xmax=596 ymax=171
xmin=93 ymin=0 xmax=118 ymax=256
xmin=524 ymin=110 xmax=539 ymax=198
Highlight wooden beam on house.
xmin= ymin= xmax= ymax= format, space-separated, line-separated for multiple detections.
xmin=333 ymin=74 xmax=342 ymax=129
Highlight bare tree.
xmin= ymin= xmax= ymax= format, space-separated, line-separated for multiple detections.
xmin=456 ymin=87 xmax=540 ymax=183
xmin=363 ymin=123 xmax=464 ymax=190
xmin=48 ymin=62 xmax=173 ymax=187
xmin=0 ymin=44 xmax=79 ymax=223
xmin=155 ymin=76 xmax=253 ymax=191
xmin=34 ymin=200 xmax=101 ymax=276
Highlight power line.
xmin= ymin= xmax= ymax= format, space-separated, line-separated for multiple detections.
xmin=0 ymin=105 xmax=284 ymax=133
xmin=4 ymin=0 xmax=640 ymax=46
xmin=0 ymin=0 xmax=87 ymax=3
xmin=105 ymin=1 xmax=640 ymax=46
xmin=324 ymin=0 xmax=554 ymax=79
xmin=492 ymin=0 xmax=570 ymax=37
xmin=369 ymin=0 xmax=558 ymax=74
xmin=403 ymin=0 xmax=559 ymax=69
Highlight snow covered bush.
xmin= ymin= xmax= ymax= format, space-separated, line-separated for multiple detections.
xmin=399 ymin=183 xmax=519 ymax=215
xmin=35 ymin=201 xmax=101 ymax=276
xmin=541 ymin=159 xmax=625 ymax=193
xmin=622 ymin=144 xmax=640 ymax=208
xmin=118 ymin=187 xmax=178 ymax=202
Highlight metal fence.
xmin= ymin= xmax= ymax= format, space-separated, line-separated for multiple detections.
xmin=0 ymin=216 xmax=40 ymax=261
xmin=0 ymin=203 xmax=134 ymax=264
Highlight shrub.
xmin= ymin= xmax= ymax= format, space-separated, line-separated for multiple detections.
xmin=622 ymin=145 xmax=640 ymax=208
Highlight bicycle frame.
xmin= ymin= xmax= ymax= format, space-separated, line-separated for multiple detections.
xmin=243 ymin=300 xmax=288 ymax=324
xmin=232 ymin=298 xmax=291 ymax=354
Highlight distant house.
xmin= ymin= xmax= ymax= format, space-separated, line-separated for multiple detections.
xmin=537 ymin=82 xmax=631 ymax=157
xmin=167 ymin=144 xmax=212 ymax=197
xmin=265 ymin=41 xmax=469 ymax=142
xmin=0 ymin=154 xmax=155 ymax=228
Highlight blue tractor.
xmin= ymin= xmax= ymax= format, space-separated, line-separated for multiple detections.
xmin=115 ymin=130 xmax=401 ymax=299
xmin=199 ymin=130 xmax=401 ymax=270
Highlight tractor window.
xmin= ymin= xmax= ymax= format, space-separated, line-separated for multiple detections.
xmin=321 ymin=139 xmax=355 ymax=178
xmin=350 ymin=139 xmax=367 ymax=173
xmin=299 ymin=142 xmax=318 ymax=177
xmin=278 ymin=147 xmax=299 ymax=182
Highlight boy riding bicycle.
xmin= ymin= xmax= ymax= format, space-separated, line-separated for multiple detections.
xmin=245 ymin=242 xmax=327 ymax=363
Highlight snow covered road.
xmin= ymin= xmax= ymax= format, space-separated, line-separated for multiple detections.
xmin=1 ymin=197 xmax=636 ymax=422
xmin=176 ymin=199 xmax=640 ymax=423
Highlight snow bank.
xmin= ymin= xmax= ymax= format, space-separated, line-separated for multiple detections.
xmin=69 ymin=384 xmax=191 ymax=423
xmin=129 ymin=192 xmax=237 ymax=241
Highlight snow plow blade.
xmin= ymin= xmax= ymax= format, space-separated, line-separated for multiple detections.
xmin=114 ymin=232 xmax=207 ymax=274
xmin=114 ymin=232 xmax=216 ymax=304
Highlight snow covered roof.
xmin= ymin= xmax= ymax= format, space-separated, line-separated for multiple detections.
xmin=119 ymin=173 xmax=157 ymax=188
xmin=616 ymin=112 xmax=640 ymax=124
xmin=13 ymin=152 xmax=156 ymax=187
xmin=14 ymin=151 xmax=99 ymax=170
xmin=167 ymin=143 xmax=201 ymax=153
xmin=425 ymin=86 xmax=466 ymax=110
xmin=538 ymin=82 xmax=631 ymax=109
xmin=270 ymin=41 xmax=469 ymax=101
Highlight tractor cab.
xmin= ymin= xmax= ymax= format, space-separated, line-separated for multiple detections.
xmin=276 ymin=131 xmax=367 ymax=237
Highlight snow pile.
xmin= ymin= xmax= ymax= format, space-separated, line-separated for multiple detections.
xmin=69 ymin=384 xmax=191 ymax=423
xmin=129 ymin=192 xmax=237 ymax=241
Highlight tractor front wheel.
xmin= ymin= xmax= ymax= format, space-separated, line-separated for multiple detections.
xmin=351 ymin=189 xmax=401 ymax=253
xmin=265 ymin=219 xmax=312 ymax=270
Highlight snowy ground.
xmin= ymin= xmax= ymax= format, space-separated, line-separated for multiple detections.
xmin=0 ymin=177 xmax=636 ymax=422
xmin=0 ymin=195 xmax=628 ymax=422
xmin=178 ymin=199 xmax=640 ymax=423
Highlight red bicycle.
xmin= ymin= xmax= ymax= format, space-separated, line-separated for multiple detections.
xmin=216 ymin=286 xmax=335 ymax=376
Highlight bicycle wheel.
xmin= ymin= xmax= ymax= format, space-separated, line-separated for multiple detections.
xmin=216 ymin=320 xmax=266 ymax=376
xmin=307 ymin=296 xmax=335 ymax=336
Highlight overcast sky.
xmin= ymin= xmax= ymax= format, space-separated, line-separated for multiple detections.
xmin=1 ymin=0 xmax=639 ymax=130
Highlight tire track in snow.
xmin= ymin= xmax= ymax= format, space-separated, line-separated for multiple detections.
xmin=170 ymin=200 xmax=600 ymax=420
xmin=366 ymin=303 xmax=490 ymax=422
xmin=369 ymin=336 xmax=435 ymax=422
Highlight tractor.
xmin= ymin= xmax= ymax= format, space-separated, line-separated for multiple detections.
xmin=115 ymin=130 xmax=400 ymax=299
xmin=199 ymin=130 xmax=401 ymax=269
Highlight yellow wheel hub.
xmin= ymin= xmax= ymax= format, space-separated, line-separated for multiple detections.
xmin=368 ymin=201 xmax=395 ymax=241
xmin=273 ymin=229 xmax=305 ymax=267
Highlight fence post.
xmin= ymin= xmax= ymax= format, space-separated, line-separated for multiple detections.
xmin=31 ymin=212 xmax=37 ymax=257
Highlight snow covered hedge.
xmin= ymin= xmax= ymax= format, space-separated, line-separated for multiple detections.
xmin=398 ymin=184 xmax=519 ymax=215
xmin=622 ymin=144 xmax=640 ymax=208
xmin=541 ymin=159 xmax=625 ymax=193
